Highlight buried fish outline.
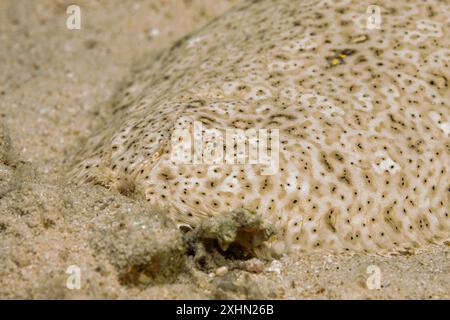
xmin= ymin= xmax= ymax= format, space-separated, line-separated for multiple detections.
xmin=70 ymin=0 xmax=450 ymax=256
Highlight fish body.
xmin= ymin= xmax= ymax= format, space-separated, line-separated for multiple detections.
xmin=71 ymin=0 xmax=450 ymax=255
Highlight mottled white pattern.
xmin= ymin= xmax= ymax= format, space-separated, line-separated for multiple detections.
xmin=71 ymin=0 xmax=450 ymax=255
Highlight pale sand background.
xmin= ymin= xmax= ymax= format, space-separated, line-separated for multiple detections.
xmin=0 ymin=0 xmax=448 ymax=299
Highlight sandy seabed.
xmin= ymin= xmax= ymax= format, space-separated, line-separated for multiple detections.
xmin=0 ymin=0 xmax=449 ymax=299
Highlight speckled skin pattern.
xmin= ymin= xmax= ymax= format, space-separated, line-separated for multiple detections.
xmin=71 ymin=0 xmax=450 ymax=255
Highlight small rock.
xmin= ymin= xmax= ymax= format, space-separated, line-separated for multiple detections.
xmin=241 ymin=258 xmax=264 ymax=273
xmin=215 ymin=266 xmax=228 ymax=276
